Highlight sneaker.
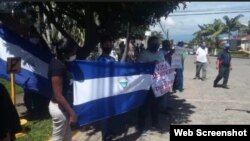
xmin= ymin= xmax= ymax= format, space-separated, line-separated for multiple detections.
xmin=179 ymin=88 xmax=184 ymax=92
xmin=151 ymin=124 xmax=163 ymax=132
xmin=201 ymin=78 xmax=206 ymax=81
xmin=138 ymin=130 xmax=148 ymax=136
xmin=213 ymin=83 xmax=218 ymax=88
xmin=193 ymin=77 xmax=200 ymax=80
xmin=222 ymin=85 xmax=230 ymax=89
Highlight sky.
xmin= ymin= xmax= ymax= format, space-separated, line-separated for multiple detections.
xmin=150 ymin=2 xmax=250 ymax=43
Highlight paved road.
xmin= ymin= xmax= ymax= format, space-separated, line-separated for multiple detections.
xmin=15 ymin=55 xmax=250 ymax=141
xmin=71 ymin=55 xmax=250 ymax=141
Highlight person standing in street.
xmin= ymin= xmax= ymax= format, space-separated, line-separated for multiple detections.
xmin=213 ymin=43 xmax=232 ymax=89
xmin=137 ymin=36 xmax=165 ymax=135
xmin=194 ymin=41 xmax=210 ymax=81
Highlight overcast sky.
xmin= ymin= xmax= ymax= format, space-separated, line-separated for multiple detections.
xmin=150 ymin=2 xmax=250 ymax=42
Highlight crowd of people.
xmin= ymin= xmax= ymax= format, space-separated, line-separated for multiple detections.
xmin=0 ymin=31 xmax=234 ymax=141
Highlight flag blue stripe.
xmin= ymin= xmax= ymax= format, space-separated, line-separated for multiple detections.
xmin=0 ymin=25 xmax=53 ymax=63
xmin=73 ymin=90 xmax=148 ymax=126
xmin=68 ymin=61 xmax=155 ymax=80
xmin=0 ymin=58 xmax=51 ymax=98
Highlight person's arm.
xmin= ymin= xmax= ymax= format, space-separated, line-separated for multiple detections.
xmin=206 ymin=48 xmax=211 ymax=64
xmin=216 ymin=51 xmax=223 ymax=70
xmin=51 ymin=76 xmax=77 ymax=125
xmin=216 ymin=59 xmax=220 ymax=70
xmin=239 ymin=49 xmax=250 ymax=55
xmin=230 ymin=57 xmax=232 ymax=70
xmin=194 ymin=48 xmax=198 ymax=64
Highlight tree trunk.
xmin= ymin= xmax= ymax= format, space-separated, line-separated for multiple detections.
xmin=214 ymin=37 xmax=219 ymax=55
xmin=40 ymin=3 xmax=80 ymax=49
xmin=77 ymin=5 xmax=98 ymax=59
xmin=120 ymin=22 xmax=130 ymax=62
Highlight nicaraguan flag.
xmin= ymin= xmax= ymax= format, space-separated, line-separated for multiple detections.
xmin=68 ymin=61 xmax=155 ymax=126
xmin=0 ymin=25 xmax=53 ymax=97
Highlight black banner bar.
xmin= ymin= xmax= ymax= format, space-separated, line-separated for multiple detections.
xmin=170 ymin=125 xmax=250 ymax=141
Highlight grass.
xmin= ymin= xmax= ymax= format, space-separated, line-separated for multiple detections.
xmin=0 ymin=78 xmax=24 ymax=94
xmin=210 ymin=49 xmax=250 ymax=58
xmin=17 ymin=119 xmax=52 ymax=141
xmin=229 ymin=51 xmax=250 ymax=58
xmin=0 ymin=78 xmax=51 ymax=141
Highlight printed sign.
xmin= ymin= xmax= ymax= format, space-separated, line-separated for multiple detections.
xmin=7 ymin=57 xmax=21 ymax=73
xmin=152 ymin=61 xmax=175 ymax=97
xmin=171 ymin=47 xmax=183 ymax=69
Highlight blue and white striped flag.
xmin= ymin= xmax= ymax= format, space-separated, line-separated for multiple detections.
xmin=0 ymin=25 xmax=156 ymax=126
xmin=68 ymin=61 xmax=155 ymax=126
xmin=0 ymin=25 xmax=53 ymax=97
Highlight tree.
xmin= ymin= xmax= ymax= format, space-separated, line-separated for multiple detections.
xmin=223 ymin=14 xmax=244 ymax=43
xmin=151 ymin=31 xmax=164 ymax=40
xmin=238 ymin=20 xmax=250 ymax=36
xmin=1 ymin=1 xmax=186 ymax=59
xmin=193 ymin=19 xmax=226 ymax=55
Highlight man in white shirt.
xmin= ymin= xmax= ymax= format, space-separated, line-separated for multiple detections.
xmin=194 ymin=41 xmax=210 ymax=81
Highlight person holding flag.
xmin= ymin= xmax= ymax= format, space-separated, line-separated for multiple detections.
xmin=48 ymin=38 xmax=78 ymax=141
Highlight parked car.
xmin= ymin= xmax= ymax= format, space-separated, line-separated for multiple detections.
xmin=187 ymin=48 xmax=196 ymax=55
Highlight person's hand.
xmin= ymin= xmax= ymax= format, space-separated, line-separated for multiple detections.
xmin=69 ymin=111 xmax=78 ymax=125
xmin=216 ymin=66 xmax=219 ymax=70
xmin=230 ymin=67 xmax=232 ymax=71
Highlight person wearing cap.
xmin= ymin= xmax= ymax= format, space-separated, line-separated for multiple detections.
xmin=213 ymin=43 xmax=232 ymax=89
xmin=173 ymin=41 xmax=187 ymax=92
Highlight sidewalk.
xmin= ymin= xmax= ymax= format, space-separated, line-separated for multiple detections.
xmin=71 ymin=56 xmax=250 ymax=141
xmin=16 ymin=56 xmax=250 ymax=141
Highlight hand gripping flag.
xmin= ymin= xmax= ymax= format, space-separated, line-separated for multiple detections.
xmin=68 ymin=61 xmax=155 ymax=126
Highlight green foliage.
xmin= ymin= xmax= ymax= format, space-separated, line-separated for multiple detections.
xmin=0 ymin=78 xmax=23 ymax=94
xmin=6 ymin=1 xmax=185 ymax=58
xmin=17 ymin=119 xmax=52 ymax=141
xmin=192 ymin=14 xmax=246 ymax=50
xmin=151 ymin=31 xmax=164 ymax=40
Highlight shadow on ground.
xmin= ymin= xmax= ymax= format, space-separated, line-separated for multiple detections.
xmin=79 ymin=93 xmax=196 ymax=141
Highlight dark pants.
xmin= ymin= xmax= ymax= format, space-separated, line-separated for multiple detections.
xmin=214 ymin=65 xmax=230 ymax=86
xmin=138 ymin=88 xmax=160 ymax=131
xmin=195 ymin=61 xmax=207 ymax=78
xmin=173 ymin=68 xmax=183 ymax=91
xmin=24 ymin=90 xmax=49 ymax=114
xmin=101 ymin=112 xmax=128 ymax=141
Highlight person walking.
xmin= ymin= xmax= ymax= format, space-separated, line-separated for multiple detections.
xmin=48 ymin=38 xmax=78 ymax=141
xmin=213 ymin=43 xmax=232 ymax=89
xmin=193 ymin=41 xmax=210 ymax=81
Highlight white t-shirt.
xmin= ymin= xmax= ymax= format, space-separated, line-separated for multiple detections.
xmin=196 ymin=47 xmax=208 ymax=63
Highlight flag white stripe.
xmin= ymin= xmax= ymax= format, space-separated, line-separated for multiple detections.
xmin=0 ymin=38 xmax=48 ymax=78
xmin=73 ymin=74 xmax=152 ymax=105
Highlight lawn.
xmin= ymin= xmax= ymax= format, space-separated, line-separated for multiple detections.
xmin=0 ymin=78 xmax=52 ymax=141
xmin=210 ymin=49 xmax=250 ymax=58
xmin=17 ymin=119 xmax=52 ymax=141
xmin=0 ymin=78 xmax=24 ymax=94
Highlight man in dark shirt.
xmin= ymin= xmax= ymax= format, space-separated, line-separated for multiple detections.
xmin=213 ymin=43 xmax=232 ymax=89
xmin=97 ymin=35 xmax=116 ymax=141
